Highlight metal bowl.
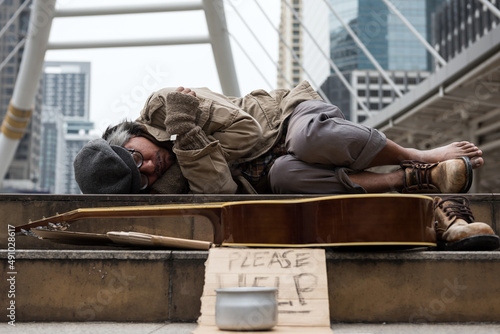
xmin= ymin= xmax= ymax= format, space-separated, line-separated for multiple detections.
xmin=215 ymin=287 xmax=278 ymax=331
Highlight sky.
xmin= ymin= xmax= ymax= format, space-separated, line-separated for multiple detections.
xmin=45 ymin=0 xmax=281 ymax=135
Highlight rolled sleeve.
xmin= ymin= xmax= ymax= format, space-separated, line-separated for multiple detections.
xmin=200 ymin=97 xmax=262 ymax=162
xmin=174 ymin=141 xmax=238 ymax=194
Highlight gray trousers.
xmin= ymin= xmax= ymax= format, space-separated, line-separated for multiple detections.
xmin=268 ymin=100 xmax=387 ymax=194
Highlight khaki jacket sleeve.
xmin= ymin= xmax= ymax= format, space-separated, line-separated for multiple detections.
xmin=173 ymin=142 xmax=238 ymax=194
xmin=139 ymin=87 xmax=262 ymax=194
xmin=176 ymin=97 xmax=262 ymax=193
xmin=197 ymin=88 xmax=263 ymax=162
xmin=202 ymin=109 xmax=263 ymax=162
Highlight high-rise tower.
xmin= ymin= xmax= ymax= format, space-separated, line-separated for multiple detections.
xmin=40 ymin=61 xmax=95 ymax=194
xmin=321 ymin=0 xmax=445 ymax=122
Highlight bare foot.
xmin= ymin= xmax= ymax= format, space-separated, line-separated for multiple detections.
xmin=417 ymin=141 xmax=483 ymax=168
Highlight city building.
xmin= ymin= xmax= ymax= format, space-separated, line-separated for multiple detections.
xmin=432 ymin=0 xmax=500 ymax=63
xmin=40 ymin=61 xmax=96 ymax=194
xmin=276 ymin=0 xmax=444 ymax=122
xmin=328 ymin=0 xmax=445 ymax=73
xmin=320 ymin=0 xmax=446 ymax=122
xmin=321 ymin=69 xmax=430 ymax=122
xmin=39 ymin=106 xmax=65 ymax=194
xmin=0 ymin=0 xmax=43 ymax=191
xmin=277 ymin=0 xmax=329 ymax=90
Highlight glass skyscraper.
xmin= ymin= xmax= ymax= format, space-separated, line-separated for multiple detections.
xmin=322 ymin=0 xmax=445 ymax=121
xmin=329 ymin=0 xmax=444 ymax=72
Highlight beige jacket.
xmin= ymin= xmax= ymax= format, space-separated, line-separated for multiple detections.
xmin=136 ymin=80 xmax=322 ymax=194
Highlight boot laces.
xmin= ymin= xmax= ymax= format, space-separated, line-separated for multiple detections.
xmin=401 ymin=160 xmax=439 ymax=190
xmin=435 ymin=195 xmax=474 ymax=224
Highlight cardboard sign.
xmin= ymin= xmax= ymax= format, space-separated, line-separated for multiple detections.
xmin=194 ymin=248 xmax=332 ymax=333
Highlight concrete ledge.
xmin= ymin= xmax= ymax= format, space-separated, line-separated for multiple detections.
xmin=2 ymin=194 xmax=500 ymax=323
xmin=9 ymin=249 xmax=207 ymax=260
xmin=326 ymin=251 xmax=500 ymax=323
xmin=9 ymin=249 xmax=500 ymax=260
xmin=326 ymin=250 xmax=500 ymax=261
xmin=1 ymin=194 xmax=315 ymax=250
xmin=2 ymin=193 xmax=500 ymax=250
xmin=2 ymin=250 xmax=500 ymax=323
xmin=5 ymin=322 xmax=500 ymax=333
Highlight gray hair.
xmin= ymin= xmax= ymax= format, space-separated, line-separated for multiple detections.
xmin=102 ymin=121 xmax=146 ymax=146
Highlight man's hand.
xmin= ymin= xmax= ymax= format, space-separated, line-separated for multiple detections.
xmin=165 ymin=86 xmax=211 ymax=150
xmin=164 ymin=88 xmax=199 ymax=137
xmin=175 ymin=86 xmax=197 ymax=97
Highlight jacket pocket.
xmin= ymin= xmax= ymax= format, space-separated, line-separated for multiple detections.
xmin=202 ymin=100 xmax=240 ymax=135
xmin=139 ymin=92 xmax=167 ymax=127
xmin=246 ymin=89 xmax=281 ymax=129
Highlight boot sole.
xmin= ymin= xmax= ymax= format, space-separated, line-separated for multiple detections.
xmin=437 ymin=234 xmax=500 ymax=251
xmin=459 ymin=156 xmax=473 ymax=193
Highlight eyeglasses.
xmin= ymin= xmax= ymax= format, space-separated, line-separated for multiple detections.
xmin=125 ymin=148 xmax=149 ymax=190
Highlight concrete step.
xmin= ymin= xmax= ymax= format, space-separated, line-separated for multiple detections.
xmin=2 ymin=249 xmax=499 ymax=323
xmin=2 ymin=194 xmax=314 ymax=250
xmin=2 ymin=193 xmax=500 ymax=325
xmin=1 ymin=193 xmax=500 ymax=250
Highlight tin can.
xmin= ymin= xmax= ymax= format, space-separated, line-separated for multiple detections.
xmin=215 ymin=287 xmax=278 ymax=331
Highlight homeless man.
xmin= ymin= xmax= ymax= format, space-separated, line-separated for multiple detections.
xmin=72 ymin=81 xmax=498 ymax=251
xmin=75 ymin=81 xmax=483 ymax=196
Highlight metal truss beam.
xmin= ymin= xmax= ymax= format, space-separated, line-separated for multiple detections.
xmin=0 ymin=0 xmax=240 ymax=187
xmin=47 ymin=35 xmax=211 ymax=50
xmin=202 ymin=0 xmax=240 ymax=96
xmin=54 ymin=1 xmax=204 ymax=17
xmin=0 ymin=0 xmax=56 ymax=185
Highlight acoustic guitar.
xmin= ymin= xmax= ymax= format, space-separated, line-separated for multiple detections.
xmin=14 ymin=194 xmax=436 ymax=248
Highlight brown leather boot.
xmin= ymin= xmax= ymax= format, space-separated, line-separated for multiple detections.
xmin=433 ymin=196 xmax=499 ymax=251
xmin=401 ymin=157 xmax=472 ymax=193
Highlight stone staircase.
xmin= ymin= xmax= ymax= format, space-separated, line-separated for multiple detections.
xmin=1 ymin=194 xmax=499 ymax=324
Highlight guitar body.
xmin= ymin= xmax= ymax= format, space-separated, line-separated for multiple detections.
xmin=15 ymin=194 xmax=436 ymax=248
xmin=221 ymin=194 xmax=436 ymax=247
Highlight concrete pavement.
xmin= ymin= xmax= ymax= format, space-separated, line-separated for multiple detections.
xmin=4 ymin=322 xmax=500 ymax=333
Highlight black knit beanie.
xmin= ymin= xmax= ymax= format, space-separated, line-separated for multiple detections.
xmin=74 ymin=138 xmax=141 ymax=194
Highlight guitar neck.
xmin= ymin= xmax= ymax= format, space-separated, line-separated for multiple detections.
xmin=15 ymin=203 xmax=224 ymax=244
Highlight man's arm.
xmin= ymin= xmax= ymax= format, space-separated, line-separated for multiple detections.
xmin=163 ymin=88 xmax=239 ymax=194
xmin=164 ymin=88 xmax=210 ymax=150
xmin=138 ymin=86 xmax=262 ymax=194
